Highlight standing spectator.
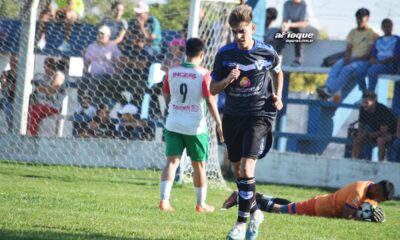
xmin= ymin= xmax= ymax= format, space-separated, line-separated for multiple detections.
xmin=81 ymin=25 xmax=121 ymax=106
xmin=126 ymin=2 xmax=162 ymax=55
xmin=352 ymin=91 xmax=397 ymax=161
xmin=365 ymin=19 xmax=400 ymax=92
xmin=28 ymin=58 xmax=65 ymax=136
xmin=37 ymin=0 xmax=85 ymax=52
xmin=100 ymin=1 xmax=128 ymax=45
xmin=264 ymin=7 xmax=279 ymax=46
xmin=72 ymin=96 xmax=96 ymax=137
xmin=317 ymin=8 xmax=379 ymax=99
xmin=0 ymin=54 xmax=17 ymax=132
xmin=387 ymin=117 xmax=400 ymax=162
xmin=276 ymin=0 xmax=319 ymax=66
xmin=210 ymin=5 xmax=284 ymax=239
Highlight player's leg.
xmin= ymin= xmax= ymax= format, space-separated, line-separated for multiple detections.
xmin=377 ymin=135 xmax=392 ymax=161
xmin=159 ymin=130 xmax=184 ymax=211
xmin=186 ymin=133 xmax=214 ymax=213
xmin=272 ymin=198 xmax=317 ymax=216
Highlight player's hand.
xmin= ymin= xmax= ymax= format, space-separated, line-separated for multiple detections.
xmin=272 ymin=93 xmax=283 ymax=111
xmin=216 ymin=122 xmax=224 ymax=144
xmin=227 ymin=65 xmax=240 ymax=83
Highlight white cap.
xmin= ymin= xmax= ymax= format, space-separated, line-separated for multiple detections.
xmin=98 ymin=25 xmax=111 ymax=36
xmin=134 ymin=2 xmax=149 ymax=14
xmin=118 ymin=104 xmax=138 ymax=115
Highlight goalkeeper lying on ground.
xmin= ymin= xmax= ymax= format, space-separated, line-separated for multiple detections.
xmin=222 ymin=180 xmax=394 ymax=222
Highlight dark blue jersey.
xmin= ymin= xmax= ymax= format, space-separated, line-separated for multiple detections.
xmin=211 ymin=39 xmax=280 ymax=117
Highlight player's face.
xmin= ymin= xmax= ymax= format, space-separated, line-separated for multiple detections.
xmin=231 ymin=22 xmax=255 ymax=50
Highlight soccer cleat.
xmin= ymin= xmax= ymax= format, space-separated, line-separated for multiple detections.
xmin=222 ymin=191 xmax=238 ymax=209
xmin=245 ymin=210 xmax=264 ymax=240
xmin=226 ymin=223 xmax=246 ymax=240
xmin=195 ymin=204 xmax=215 ymax=213
xmin=159 ymin=200 xmax=174 ymax=212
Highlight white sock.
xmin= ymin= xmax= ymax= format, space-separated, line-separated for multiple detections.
xmin=195 ymin=187 xmax=207 ymax=206
xmin=160 ymin=181 xmax=173 ymax=201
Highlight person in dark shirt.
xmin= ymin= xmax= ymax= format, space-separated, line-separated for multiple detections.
xmin=0 ymin=54 xmax=17 ymax=132
xmin=352 ymin=91 xmax=397 ymax=161
xmin=209 ymin=5 xmax=284 ymax=240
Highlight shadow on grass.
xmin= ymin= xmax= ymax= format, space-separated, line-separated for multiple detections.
xmin=0 ymin=229 xmax=175 ymax=240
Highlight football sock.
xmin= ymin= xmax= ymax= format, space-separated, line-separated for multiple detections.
xmin=160 ymin=180 xmax=173 ymax=201
xmin=237 ymin=177 xmax=256 ymax=223
xmin=256 ymin=194 xmax=275 ymax=212
xmin=195 ymin=187 xmax=207 ymax=206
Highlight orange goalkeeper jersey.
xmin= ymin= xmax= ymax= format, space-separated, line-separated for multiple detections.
xmin=313 ymin=181 xmax=378 ymax=217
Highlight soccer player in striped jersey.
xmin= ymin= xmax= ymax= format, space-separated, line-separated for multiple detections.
xmin=159 ymin=38 xmax=223 ymax=213
xmin=210 ymin=5 xmax=284 ymax=240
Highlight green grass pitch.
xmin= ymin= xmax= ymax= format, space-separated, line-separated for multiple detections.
xmin=0 ymin=161 xmax=399 ymax=240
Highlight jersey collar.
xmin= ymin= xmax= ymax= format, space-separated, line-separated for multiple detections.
xmin=181 ymin=62 xmax=196 ymax=68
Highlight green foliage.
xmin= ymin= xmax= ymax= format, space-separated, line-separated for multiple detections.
xmin=0 ymin=161 xmax=399 ymax=240
xmin=289 ymin=73 xmax=327 ymax=93
xmin=0 ymin=0 xmax=20 ymax=18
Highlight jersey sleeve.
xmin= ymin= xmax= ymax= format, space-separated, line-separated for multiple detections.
xmin=211 ymin=52 xmax=225 ymax=82
xmin=272 ymin=50 xmax=281 ymax=74
xmin=344 ymin=186 xmax=364 ymax=209
xmin=202 ymin=72 xmax=212 ymax=97
xmin=162 ymin=73 xmax=170 ymax=94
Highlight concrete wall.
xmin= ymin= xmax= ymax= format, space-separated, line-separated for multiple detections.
xmin=256 ymin=151 xmax=400 ymax=196
xmin=0 ymin=135 xmax=398 ymax=197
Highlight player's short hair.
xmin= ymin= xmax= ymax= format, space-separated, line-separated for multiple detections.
xmin=381 ymin=18 xmax=392 ymax=26
xmin=266 ymin=7 xmax=278 ymax=21
xmin=355 ymin=8 xmax=370 ymax=18
xmin=228 ymin=5 xmax=253 ymax=28
xmin=185 ymin=38 xmax=205 ymax=58
xmin=378 ymin=180 xmax=395 ymax=200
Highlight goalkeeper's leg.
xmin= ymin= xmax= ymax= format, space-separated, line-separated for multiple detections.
xmin=159 ymin=156 xmax=180 ymax=212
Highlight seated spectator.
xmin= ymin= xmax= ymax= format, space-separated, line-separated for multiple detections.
xmin=116 ymin=103 xmax=144 ymax=140
xmin=28 ymin=57 xmax=65 ymax=136
xmin=72 ymin=96 xmax=96 ymax=137
xmin=365 ymin=19 xmax=400 ymax=92
xmin=125 ymin=1 xmax=162 ymax=55
xmin=37 ymin=0 xmax=85 ymax=51
xmin=388 ymin=118 xmax=400 ymax=162
xmin=81 ymin=25 xmax=122 ymax=106
xmin=81 ymin=104 xmax=115 ymax=138
xmin=275 ymin=0 xmax=319 ymax=66
xmin=0 ymin=54 xmax=17 ymax=132
xmin=100 ymin=1 xmax=128 ymax=45
xmin=352 ymin=91 xmax=397 ymax=161
xmin=317 ymin=8 xmax=379 ymax=99
xmin=264 ymin=7 xmax=280 ymax=46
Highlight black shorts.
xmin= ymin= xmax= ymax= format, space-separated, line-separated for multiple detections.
xmin=222 ymin=115 xmax=273 ymax=162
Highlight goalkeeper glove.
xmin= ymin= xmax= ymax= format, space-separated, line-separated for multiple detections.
xmin=371 ymin=206 xmax=385 ymax=223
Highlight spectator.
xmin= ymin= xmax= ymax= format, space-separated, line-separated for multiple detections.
xmin=72 ymin=96 xmax=96 ymax=137
xmin=317 ymin=8 xmax=379 ymax=99
xmin=352 ymin=91 xmax=397 ymax=161
xmin=0 ymin=54 xmax=17 ymax=132
xmin=82 ymin=104 xmax=115 ymax=138
xmin=126 ymin=2 xmax=162 ymax=55
xmin=100 ymin=1 xmax=128 ymax=45
xmin=264 ymin=7 xmax=279 ymax=46
xmin=276 ymin=0 xmax=319 ymax=66
xmin=37 ymin=0 xmax=85 ymax=52
xmin=28 ymin=58 xmax=65 ymax=136
xmin=387 ymin=117 xmax=400 ymax=162
xmin=365 ymin=19 xmax=400 ymax=92
xmin=116 ymin=103 xmax=144 ymax=140
xmin=81 ymin=25 xmax=121 ymax=106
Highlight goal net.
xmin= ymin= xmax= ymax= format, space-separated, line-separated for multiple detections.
xmin=0 ymin=0 xmax=238 ymax=188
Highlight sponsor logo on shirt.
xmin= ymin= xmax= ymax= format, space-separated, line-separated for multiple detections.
xmin=172 ymin=104 xmax=200 ymax=112
xmin=173 ymin=72 xmax=197 ymax=79
xmin=239 ymin=76 xmax=251 ymax=88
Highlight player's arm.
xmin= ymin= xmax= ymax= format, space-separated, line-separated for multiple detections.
xmin=162 ymin=73 xmax=171 ymax=106
xmin=210 ymin=65 xmax=240 ymax=95
xmin=341 ymin=204 xmax=358 ymax=219
xmin=204 ymin=73 xmax=224 ymax=142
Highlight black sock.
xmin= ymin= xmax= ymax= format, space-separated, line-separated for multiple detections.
xmin=237 ymin=178 xmax=256 ymax=223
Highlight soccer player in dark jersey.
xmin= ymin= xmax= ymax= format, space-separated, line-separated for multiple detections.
xmin=210 ymin=5 xmax=284 ymax=240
